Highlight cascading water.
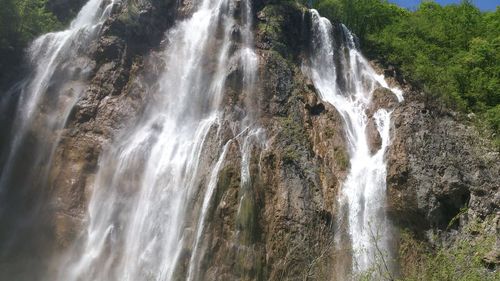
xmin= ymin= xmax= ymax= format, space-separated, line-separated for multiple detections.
xmin=305 ymin=10 xmax=403 ymax=279
xmin=53 ymin=0 xmax=259 ymax=280
xmin=0 ymin=0 xmax=117 ymax=277
xmin=0 ymin=0 xmax=116 ymax=193
xmin=0 ymin=0 xmax=410 ymax=279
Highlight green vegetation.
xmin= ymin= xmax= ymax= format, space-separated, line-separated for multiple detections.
xmin=356 ymin=219 xmax=498 ymax=281
xmin=314 ymin=0 xmax=500 ymax=144
xmin=398 ymin=225 xmax=499 ymax=281
xmin=315 ymin=0 xmax=406 ymax=43
xmin=333 ymin=146 xmax=348 ymax=170
xmin=0 ymin=0 xmax=62 ymax=83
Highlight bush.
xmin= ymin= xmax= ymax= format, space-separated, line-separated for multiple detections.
xmin=398 ymin=229 xmax=499 ymax=281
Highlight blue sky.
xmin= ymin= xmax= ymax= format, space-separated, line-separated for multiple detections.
xmin=388 ymin=0 xmax=499 ymax=11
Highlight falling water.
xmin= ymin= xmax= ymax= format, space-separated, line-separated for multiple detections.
xmin=54 ymin=0 xmax=259 ymax=280
xmin=0 ymin=0 xmax=116 ymax=192
xmin=0 ymin=0 xmax=117 ymax=277
xmin=305 ymin=10 xmax=403 ymax=278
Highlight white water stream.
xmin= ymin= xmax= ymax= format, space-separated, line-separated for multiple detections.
xmin=306 ymin=10 xmax=403 ymax=278
xmin=0 ymin=4 xmax=118 ymax=278
xmin=54 ymin=0 xmax=259 ymax=280
xmin=0 ymin=0 xmax=117 ymax=200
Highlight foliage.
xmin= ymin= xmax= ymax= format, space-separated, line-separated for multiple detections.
xmin=315 ymin=0 xmax=407 ymax=42
xmin=15 ymin=0 xmax=61 ymax=41
xmin=0 ymin=0 xmax=62 ymax=83
xmin=314 ymin=0 xmax=500 ymax=143
xmin=398 ymin=227 xmax=499 ymax=281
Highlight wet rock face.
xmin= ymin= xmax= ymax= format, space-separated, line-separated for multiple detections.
xmin=387 ymin=91 xmax=499 ymax=233
xmin=33 ymin=0 xmax=178 ymax=267
xmin=250 ymin=55 xmax=348 ymax=281
xmin=42 ymin=2 xmax=347 ymax=280
xmin=368 ymin=87 xmax=399 ymax=116
xmin=191 ymin=6 xmax=350 ymax=280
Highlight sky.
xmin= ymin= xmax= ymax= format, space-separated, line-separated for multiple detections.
xmin=388 ymin=0 xmax=499 ymax=11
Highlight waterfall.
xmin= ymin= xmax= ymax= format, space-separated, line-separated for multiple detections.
xmin=54 ymin=0 xmax=259 ymax=280
xmin=306 ymin=10 xmax=403 ymax=279
xmin=0 ymin=0 xmax=116 ymax=191
xmin=0 ymin=0 xmax=411 ymax=278
xmin=0 ymin=0 xmax=117 ymax=273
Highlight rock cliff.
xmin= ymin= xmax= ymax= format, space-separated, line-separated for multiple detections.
xmin=0 ymin=0 xmax=498 ymax=280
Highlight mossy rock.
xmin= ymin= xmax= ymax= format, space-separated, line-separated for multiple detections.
xmin=333 ymin=146 xmax=348 ymax=171
xmin=398 ymin=217 xmax=500 ymax=281
xmin=256 ymin=2 xmax=308 ymax=61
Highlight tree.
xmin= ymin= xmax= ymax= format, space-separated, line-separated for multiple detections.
xmin=0 ymin=0 xmax=61 ymax=84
